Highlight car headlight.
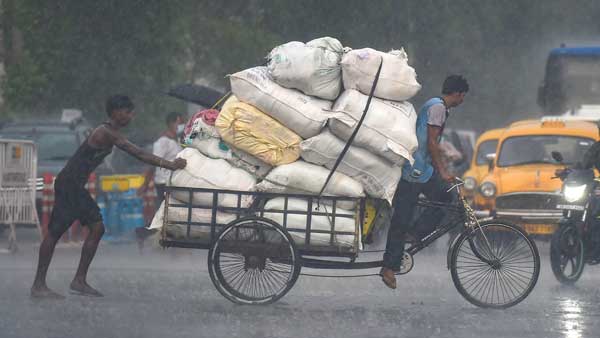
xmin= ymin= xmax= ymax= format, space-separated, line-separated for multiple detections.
xmin=479 ymin=182 xmax=497 ymax=198
xmin=463 ymin=177 xmax=477 ymax=191
xmin=564 ymin=184 xmax=587 ymax=203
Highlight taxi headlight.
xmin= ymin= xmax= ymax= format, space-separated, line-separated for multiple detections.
xmin=463 ymin=177 xmax=477 ymax=191
xmin=480 ymin=182 xmax=497 ymax=198
xmin=564 ymin=184 xmax=587 ymax=203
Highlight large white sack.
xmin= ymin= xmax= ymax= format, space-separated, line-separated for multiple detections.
xmin=170 ymin=148 xmax=256 ymax=208
xmin=267 ymin=37 xmax=343 ymax=100
xmin=150 ymin=198 xmax=237 ymax=241
xmin=263 ymin=198 xmax=356 ymax=248
xmin=328 ymin=89 xmax=418 ymax=165
xmin=341 ymin=48 xmax=421 ymax=101
xmin=300 ymin=129 xmax=402 ymax=203
xmin=256 ymin=160 xmax=363 ymax=209
xmin=229 ymin=67 xmax=332 ymax=139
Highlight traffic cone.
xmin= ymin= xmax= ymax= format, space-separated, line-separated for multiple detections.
xmin=40 ymin=173 xmax=54 ymax=238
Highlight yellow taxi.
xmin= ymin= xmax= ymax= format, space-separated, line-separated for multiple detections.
xmin=462 ymin=128 xmax=504 ymax=207
xmin=476 ymin=118 xmax=600 ymax=235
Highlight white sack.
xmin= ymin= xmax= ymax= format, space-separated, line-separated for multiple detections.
xmin=188 ymin=138 xmax=232 ymax=160
xmin=230 ymin=67 xmax=332 ymax=138
xmin=228 ymin=146 xmax=272 ymax=179
xmin=300 ymin=129 xmax=402 ymax=203
xmin=328 ymin=89 xmax=418 ymax=165
xmin=256 ymin=160 xmax=363 ymax=209
xmin=150 ymin=198 xmax=237 ymax=241
xmin=267 ymin=37 xmax=343 ymax=100
xmin=263 ymin=198 xmax=356 ymax=248
xmin=170 ymin=148 xmax=256 ymax=208
xmin=186 ymin=136 xmax=271 ymax=178
xmin=341 ymin=48 xmax=421 ymax=101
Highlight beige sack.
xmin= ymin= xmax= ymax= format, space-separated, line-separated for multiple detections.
xmin=216 ymin=96 xmax=302 ymax=166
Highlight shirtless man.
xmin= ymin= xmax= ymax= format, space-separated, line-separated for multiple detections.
xmin=31 ymin=95 xmax=187 ymax=299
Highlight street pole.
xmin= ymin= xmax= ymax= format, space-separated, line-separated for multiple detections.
xmin=0 ymin=0 xmax=5 ymax=112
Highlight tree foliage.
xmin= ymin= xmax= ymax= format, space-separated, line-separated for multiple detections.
xmin=2 ymin=0 xmax=600 ymax=133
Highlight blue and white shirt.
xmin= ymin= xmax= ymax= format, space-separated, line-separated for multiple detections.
xmin=401 ymin=97 xmax=449 ymax=183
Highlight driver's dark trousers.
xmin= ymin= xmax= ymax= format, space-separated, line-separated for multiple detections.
xmin=383 ymin=172 xmax=452 ymax=271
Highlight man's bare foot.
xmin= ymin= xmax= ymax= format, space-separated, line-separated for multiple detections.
xmin=379 ymin=267 xmax=397 ymax=289
xmin=30 ymin=285 xmax=65 ymax=299
xmin=69 ymin=280 xmax=103 ymax=297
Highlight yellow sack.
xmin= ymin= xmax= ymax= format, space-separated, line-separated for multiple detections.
xmin=216 ymin=96 xmax=302 ymax=166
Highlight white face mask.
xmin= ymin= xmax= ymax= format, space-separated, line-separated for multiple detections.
xmin=176 ymin=124 xmax=185 ymax=134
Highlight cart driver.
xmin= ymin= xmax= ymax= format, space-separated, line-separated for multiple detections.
xmin=31 ymin=95 xmax=187 ymax=299
xmin=381 ymin=75 xmax=469 ymax=289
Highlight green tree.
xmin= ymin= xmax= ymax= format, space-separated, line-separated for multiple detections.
xmin=3 ymin=0 xmax=189 ymax=136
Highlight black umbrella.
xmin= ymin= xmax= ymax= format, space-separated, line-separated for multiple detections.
xmin=166 ymin=84 xmax=226 ymax=108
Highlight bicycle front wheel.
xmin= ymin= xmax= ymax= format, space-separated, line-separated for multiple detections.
xmin=450 ymin=220 xmax=540 ymax=308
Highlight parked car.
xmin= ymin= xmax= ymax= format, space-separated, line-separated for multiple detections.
xmin=0 ymin=117 xmax=150 ymax=219
xmin=0 ymin=120 xmax=92 ymax=177
xmin=476 ymin=118 xmax=599 ymax=236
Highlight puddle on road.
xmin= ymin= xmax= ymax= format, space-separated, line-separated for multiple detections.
xmin=557 ymin=299 xmax=584 ymax=338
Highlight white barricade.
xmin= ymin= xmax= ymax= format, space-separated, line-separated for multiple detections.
xmin=0 ymin=139 xmax=39 ymax=253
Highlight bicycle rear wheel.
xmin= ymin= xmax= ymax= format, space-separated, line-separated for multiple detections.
xmin=450 ymin=220 xmax=540 ymax=308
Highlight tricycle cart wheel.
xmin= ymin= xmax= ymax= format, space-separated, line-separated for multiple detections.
xmin=450 ymin=220 xmax=540 ymax=308
xmin=208 ymin=216 xmax=301 ymax=305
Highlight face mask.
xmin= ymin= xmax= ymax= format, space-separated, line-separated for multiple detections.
xmin=176 ymin=124 xmax=185 ymax=135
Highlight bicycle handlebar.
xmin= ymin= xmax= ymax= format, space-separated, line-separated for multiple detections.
xmin=447 ymin=177 xmax=465 ymax=193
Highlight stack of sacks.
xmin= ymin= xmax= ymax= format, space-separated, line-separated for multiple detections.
xmin=215 ymin=95 xmax=302 ymax=166
xmin=158 ymin=40 xmax=423 ymax=249
xmin=327 ymin=89 xmax=418 ymax=165
xmin=262 ymin=197 xmax=356 ymax=248
xmin=341 ymin=48 xmax=421 ymax=101
xmin=267 ymin=37 xmax=344 ymax=100
xmin=169 ymin=148 xmax=256 ymax=208
xmin=229 ymin=67 xmax=332 ymax=139
xmin=300 ymin=129 xmax=402 ymax=204
xmin=256 ymin=160 xmax=364 ymax=210
xmin=150 ymin=196 xmax=237 ymax=240
xmin=183 ymin=108 xmax=272 ymax=178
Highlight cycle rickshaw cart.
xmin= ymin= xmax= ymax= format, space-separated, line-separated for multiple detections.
xmin=160 ymin=61 xmax=540 ymax=309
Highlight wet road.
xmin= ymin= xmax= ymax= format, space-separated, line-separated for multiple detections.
xmin=1 ymin=232 xmax=599 ymax=338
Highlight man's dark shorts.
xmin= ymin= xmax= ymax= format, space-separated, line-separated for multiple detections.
xmin=48 ymin=177 xmax=102 ymax=238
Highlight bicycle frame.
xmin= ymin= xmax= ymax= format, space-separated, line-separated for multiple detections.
xmin=405 ymin=198 xmax=465 ymax=256
xmin=302 ymin=179 xmax=499 ymax=270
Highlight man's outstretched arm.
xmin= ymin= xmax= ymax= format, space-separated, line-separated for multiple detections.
xmin=102 ymin=128 xmax=186 ymax=170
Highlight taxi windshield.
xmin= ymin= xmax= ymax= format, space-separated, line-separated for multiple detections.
xmin=497 ymin=135 xmax=594 ymax=167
